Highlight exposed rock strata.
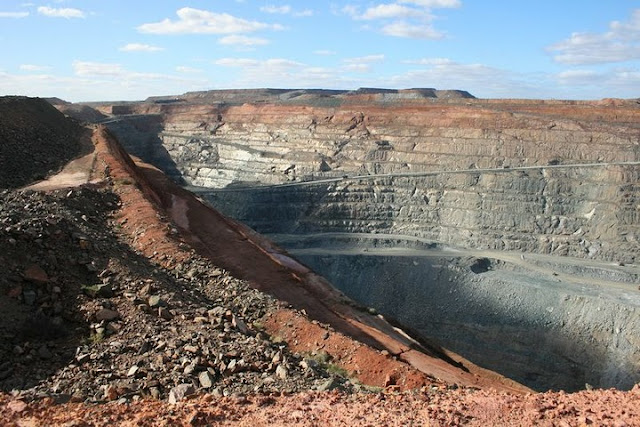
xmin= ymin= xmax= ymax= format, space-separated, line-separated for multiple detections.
xmin=104 ymin=98 xmax=640 ymax=263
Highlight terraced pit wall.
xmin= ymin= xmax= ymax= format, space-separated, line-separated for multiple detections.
xmin=108 ymin=100 xmax=640 ymax=264
xmin=104 ymin=98 xmax=640 ymax=391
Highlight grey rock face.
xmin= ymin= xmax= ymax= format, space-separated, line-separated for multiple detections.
xmin=108 ymin=101 xmax=640 ymax=264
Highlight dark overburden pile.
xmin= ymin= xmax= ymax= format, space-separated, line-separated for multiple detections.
xmin=0 ymin=97 xmax=83 ymax=189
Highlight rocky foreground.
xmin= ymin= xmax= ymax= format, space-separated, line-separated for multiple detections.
xmin=1 ymin=95 xmax=639 ymax=425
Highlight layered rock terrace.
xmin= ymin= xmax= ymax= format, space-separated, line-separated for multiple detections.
xmin=102 ymin=91 xmax=640 ymax=264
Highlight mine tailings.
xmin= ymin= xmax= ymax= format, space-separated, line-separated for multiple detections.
xmin=94 ymin=93 xmax=640 ymax=392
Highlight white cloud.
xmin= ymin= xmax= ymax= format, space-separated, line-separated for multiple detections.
xmin=390 ymin=57 xmax=540 ymax=98
xmin=341 ymin=54 xmax=384 ymax=73
xmin=314 ymin=50 xmax=337 ymax=56
xmin=555 ymin=68 xmax=640 ymax=92
xmin=20 ymin=64 xmax=52 ymax=71
xmin=344 ymin=54 xmax=385 ymax=63
xmin=176 ymin=66 xmax=203 ymax=73
xmin=557 ymin=69 xmax=601 ymax=82
xmin=343 ymin=63 xmax=372 ymax=73
xmin=548 ymin=9 xmax=640 ymax=65
xmin=216 ymin=58 xmax=303 ymax=69
xmin=73 ymin=61 xmax=124 ymax=77
xmin=37 ymin=6 xmax=85 ymax=19
xmin=294 ymin=9 xmax=313 ymax=17
xmin=138 ymin=7 xmax=281 ymax=35
xmin=359 ymin=4 xmax=429 ymax=20
xmin=342 ymin=2 xmax=454 ymax=39
xmin=398 ymin=0 xmax=461 ymax=8
xmin=403 ymin=57 xmax=454 ymax=65
xmin=214 ymin=58 xmax=261 ymax=67
xmin=260 ymin=4 xmax=313 ymax=17
xmin=0 ymin=64 xmax=210 ymax=102
xmin=218 ymin=35 xmax=270 ymax=47
xmin=0 ymin=11 xmax=29 ymax=18
xmin=264 ymin=58 xmax=304 ymax=68
xmin=214 ymin=57 xmax=342 ymax=87
xmin=340 ymin=5 xmax=359 ymax=17
xmin=381 ymin=21 xmax=442 ymax=39
xmin=260 ymin=5 xmax=291 ymax=14
xmin=119 ymin=43 xmax=164 ymax=52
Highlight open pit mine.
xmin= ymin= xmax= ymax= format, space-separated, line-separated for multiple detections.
xmin=75 ymin=88 xmax=640 ymax=393
xmin=2 ymin=90 xmax=640 ymax=425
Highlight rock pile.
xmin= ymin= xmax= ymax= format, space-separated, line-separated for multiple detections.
xmin=0 ymin=187 xmax=347 ymax=403
xmin=0 ymin=97 xmax=83 ymax=189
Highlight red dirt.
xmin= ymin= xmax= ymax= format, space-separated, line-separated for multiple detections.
xmin=2 ymin=385 xmax=639 ymax=426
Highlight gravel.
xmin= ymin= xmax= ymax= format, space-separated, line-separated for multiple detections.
xmin=0 ymin=187 xmax=350 ymax=403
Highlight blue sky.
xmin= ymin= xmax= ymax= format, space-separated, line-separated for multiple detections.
xmin=1 ymin=1 xmax=639 ymax=101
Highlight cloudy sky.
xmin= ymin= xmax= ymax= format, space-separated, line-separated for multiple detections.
xmin=1 ymin=1 xmax=639 ymax=101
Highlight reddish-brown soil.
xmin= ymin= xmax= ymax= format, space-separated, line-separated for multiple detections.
xmin=2 ymin=385 xmax=639 ymax=426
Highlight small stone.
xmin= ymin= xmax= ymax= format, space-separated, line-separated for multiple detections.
xmin=384 ymin=371 xmax=400 ymax=387
xmin=83 ymin=284 xmax=113 ymax=298
xmin=106 ymin=322 xmax=122 ymax=334
xmin=317 ymin=377 xmax=341 ymax=392
xmin=23 ymin=290 xmax=37 ymax=306
xmin=70 ymin=392 xmax=85 ymax=403
xmin=168 ymin=384 xmax=195 ymax=404
xmin=275 ymin=364 xmax=288 ymax=379
xmin=149 ymin=387 xmax=161 ymax=399
xmin=232 ymin=315 xmax=251 ymax=335
xmin=7 ymin=400 xmax=27 ymax=413
xmin=184 ymin=345 xmax=199 ymax=354
xmin=24 ymin=264 xmax=48 ymax=284
xmin=95 ymin=308 xmax=119 ymax=321
xmin=7 ymin=285 xmax=22 ymax=298
xmin=104 ymin=385 xmax=119 ymax=401
xmin=148 ymin=295 xmax=166 ymax=308
xmin=139 ymin=283 xmax=152 ymax=296
xmin=199 ymin=371 xmax=214 ymax=389
xmin=158 ymin=307 xmax=173 ymax=320
xmin=76 ymin=353 xmax=90 ymax=364
xmin=127 ymin=366 xmax=139 ymax=377
xmin=300 ymin=358 xmax=319 ymax=370
xmin=38 ymin=345 xmax=53 ymax=359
